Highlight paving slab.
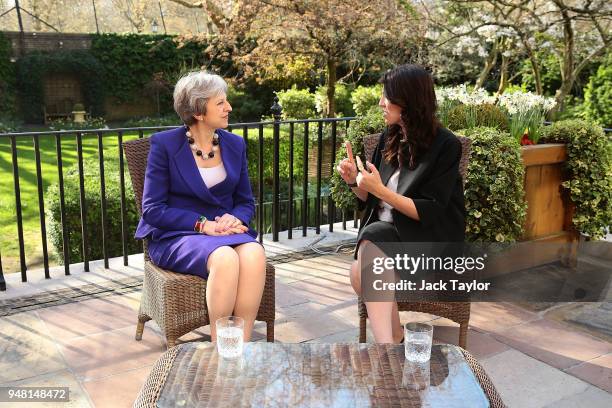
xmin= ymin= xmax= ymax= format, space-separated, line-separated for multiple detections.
xmin=432 ymin=324 xmax=510 ymax=360
xmin=59 ymin=326 xmax=165 ymax=381
xmin=37 ymin=296 xmax=136 ymax=343
xmin=468 ymin=302 xmax=540 ymax=334
xmin=492 ymin=318 xmax=611 ymax=370
xmin=273 ymin=302 xmax=357 ymax=343
xmin=543 ymin=385 xmax=612 ymax=408
xmin=564 ymin=353 xmax=612 ymax=393
xmin=0 ymin=311 xmax=66 ymax=384
xmin=82 ymin=365 xmax=154 ymax=408
xmin=273 ymin=262 xmax=340 ymax=284
xmin=287 ymin=276 xmax=355 ymax=306
xmin=481 ymin=349 xmax=591 ymax=408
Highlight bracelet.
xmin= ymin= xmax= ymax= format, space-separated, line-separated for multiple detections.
xmin=194 ymin=215 xmax=207 ymax=233
xmin=347 ymin=182 xmax=358 ymax=187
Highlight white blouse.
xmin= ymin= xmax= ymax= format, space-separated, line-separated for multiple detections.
xmin=198 ymin=162 xmax=227 ymax=189
xmin=378 ymin=168 xmax=400 ymax=223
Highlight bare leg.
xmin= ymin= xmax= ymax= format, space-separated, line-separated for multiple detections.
xmin=233 ymin=242 xmax=266 ymax=341
xmin=391 ymin=302 xmax=403 ymax=343
xmin=206 ymin=246 xmax=240 ymax=342
xmin=355 ymin=240 xmax=403 ymax=343
xmin=349 ymin=260 xmax=361 ymax=296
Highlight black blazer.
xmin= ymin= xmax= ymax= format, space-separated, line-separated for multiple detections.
xmin=359 ymin=127 xmax=466 ymax=242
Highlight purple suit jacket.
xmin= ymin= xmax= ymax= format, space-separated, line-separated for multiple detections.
xmin=134 ymin=126 xmax=257 ymax=242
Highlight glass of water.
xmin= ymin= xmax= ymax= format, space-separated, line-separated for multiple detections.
xmin=404 ymin=322 xmax=433 ymax=363
xmin=216 ymin=316 xmax=244 ymax=359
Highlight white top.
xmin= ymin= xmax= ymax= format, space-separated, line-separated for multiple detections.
xmin=377 ymin=168 xmax=400 ymax=223
xmin=198 ymin=162 xmax=227 ymax=189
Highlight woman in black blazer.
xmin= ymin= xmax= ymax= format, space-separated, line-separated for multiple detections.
xmin=337 ymin=64 xmax=465 ymax=343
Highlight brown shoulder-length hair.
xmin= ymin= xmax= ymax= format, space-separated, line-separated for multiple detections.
xmin=380 ymin=64 xmax=440 ymax=169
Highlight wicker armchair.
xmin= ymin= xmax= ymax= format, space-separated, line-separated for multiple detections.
xmin=358 ymin=133 xmax=472 ymax=348
xmin=123 ymin=137 xmax=275 ymax=348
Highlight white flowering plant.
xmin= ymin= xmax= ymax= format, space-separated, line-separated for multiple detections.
xmin=497 ymin=91 xmax=556 ymax=144
xmin=436 ymin=84 xmax=496 ymax=128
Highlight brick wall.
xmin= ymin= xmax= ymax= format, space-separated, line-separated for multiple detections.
xmin=3 ymin=31 xmax=92 ymax=57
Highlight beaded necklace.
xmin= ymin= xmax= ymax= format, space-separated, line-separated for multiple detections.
xmin=185 ymin=126 xmax=220 ymax=160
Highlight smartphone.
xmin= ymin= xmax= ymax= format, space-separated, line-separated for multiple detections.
xmin=345 ymin=141 xmax=355 ymax=164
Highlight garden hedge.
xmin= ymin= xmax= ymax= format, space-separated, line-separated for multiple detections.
xmin=459 ymin=127 xmax=526 ymax=242
xmin=0 ymin=32 xmax=16 ymax=119
xmin=541 ymin=119 xmax=612 ymax=239
xmin=45 ymin=154 xmax=140 ymax=264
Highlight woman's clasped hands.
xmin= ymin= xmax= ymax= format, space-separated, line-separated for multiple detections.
xmin=200 ymin=213 xmax=248 ymax=236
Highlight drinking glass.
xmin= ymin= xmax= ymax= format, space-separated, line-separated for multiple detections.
xmin=404 ymin=322 xmax=433 ymax=363
xmin=216 ymin=316 xmax=244 ymax=359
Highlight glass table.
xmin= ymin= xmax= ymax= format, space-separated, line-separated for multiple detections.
xmin=134 ymin=342 xmax=504 ymax=408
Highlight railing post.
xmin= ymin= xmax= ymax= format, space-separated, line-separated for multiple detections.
xmin=10 ymin=136 xmax=27 ymax=281
xmin=0 ymin=250 xmax=4 ymax=290
xmin=316 ymin=122 xmax=323 ymax=234
xmin=270 ymin=97 xmax=282 ymax=242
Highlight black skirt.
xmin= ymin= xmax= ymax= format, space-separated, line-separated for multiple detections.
xmin=354 ymin=220 xmax=401 ymax=259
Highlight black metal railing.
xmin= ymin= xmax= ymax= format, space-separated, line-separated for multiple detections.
xmin=0 ymin=108 xmax=358 ymax=291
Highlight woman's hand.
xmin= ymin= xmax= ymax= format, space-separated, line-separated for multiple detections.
xmin=356 ymin=159 xmax=384 ymax=196
xmin=336 ymin=158 xmax=358 ymax=184
xmin=202 ymin=220 xmax=248 ymax=236
xmin=215 ymin=213 xmax=244 ymax=232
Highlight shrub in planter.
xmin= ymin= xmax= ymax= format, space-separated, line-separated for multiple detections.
xmin=46 ymin=155 xmax=140 ymax=264
xmin=276 ymin=86 xmax=316 ymax=119
xmin=541 ymin=119 xmax=612 ymax=239
xmin=352 ymin=85 xmax=382 ymax=117
xmin=447 ymin=103 xmax=509 ymax=132
xmin=458 ymin=127 xmax=526 ymax=242
xmin=330 ymin=107 xmax=385 ymax=210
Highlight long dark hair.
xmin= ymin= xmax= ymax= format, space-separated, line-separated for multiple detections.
xmin=380 ymin=64 xmax=440 ymax=169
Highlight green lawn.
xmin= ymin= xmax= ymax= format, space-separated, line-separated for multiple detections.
xmin=0 ymin=124 xmax=342 ymax=274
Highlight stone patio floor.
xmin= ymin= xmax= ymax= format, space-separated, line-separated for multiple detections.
xmin=0 ymin=227 xmax=610 ymax=407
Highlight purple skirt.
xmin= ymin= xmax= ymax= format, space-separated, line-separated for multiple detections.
xmin=147 ymin=232 xmax=259 ymax=279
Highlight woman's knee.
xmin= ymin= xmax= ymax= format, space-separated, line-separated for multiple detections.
xmin=208 ymin=246 xmax=239 ymax=271
xmin=358 ymin=239 xmax=372 ymax=251
xmin=235 ymin=243 xmax=266 ymax=265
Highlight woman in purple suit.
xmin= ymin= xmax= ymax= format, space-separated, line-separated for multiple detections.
xmin=135 ymin=71 xmax=266 ymax=342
